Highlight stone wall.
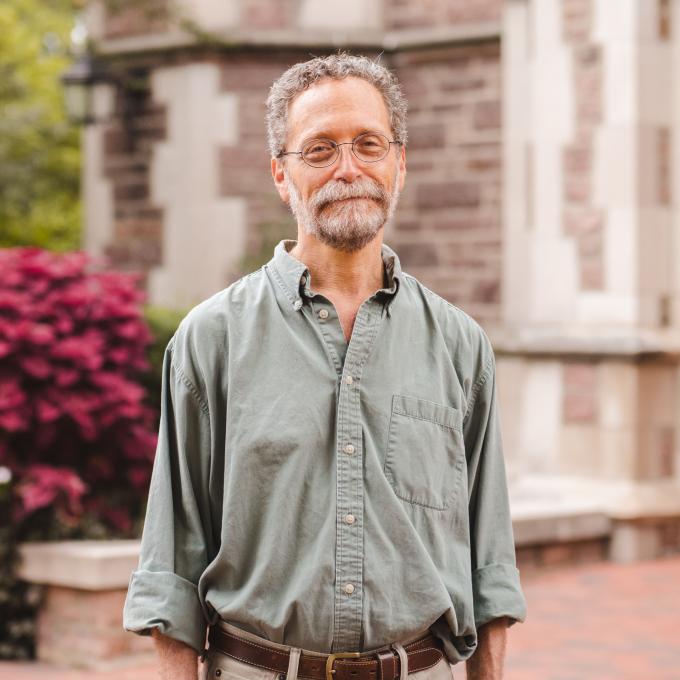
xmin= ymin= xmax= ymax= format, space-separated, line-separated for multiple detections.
xmin=390 ymin=42 xmax=503 ymax=325
xmin=217 ymin=52 xmax=303 ymax=281
xmin=502 ymin=0 xmax=678 ymax=331
xmin=561 ymin=0 xmax=605 ymax=292
xmin=101 ymin=0 xmax=171 ymax=40
xmin=498 ymin=354 xmax=679 ymax=482
xmin=385 ymin=0 xmax=501 ymax=30
xmin=92 ymin=0 xmax=502 ymax=39
xmin=496 ymin=0 xmax=680 ymax=488
xmin=97 ymin=64 xmax=167 ymax=282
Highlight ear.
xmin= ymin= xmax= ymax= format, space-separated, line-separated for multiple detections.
xmin=271 ymin=156 xmax=290 ymax=204
xmin=397 ymin=144 xmax=406 ymax=191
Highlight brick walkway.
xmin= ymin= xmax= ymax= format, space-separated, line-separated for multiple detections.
xmin=1 ymin=555 xmax=678 ymax=680
xmin=501 ymin=554 xmax=680 ymax=680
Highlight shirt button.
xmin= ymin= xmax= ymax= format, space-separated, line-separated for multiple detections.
xmin=318 ymin=308 xmax=329 ymax=319
xmin=344 ymin=443 xmax=355 ymax=455
xmin=345 ymin=514 xmax=355 ymax=525
xmin=345 ymin=375 xmax=353 ymax=385
xmin=293 ymin=299 xmax=302 ymax=311
xmin=344 ymin=583 xmax=355 ymax=595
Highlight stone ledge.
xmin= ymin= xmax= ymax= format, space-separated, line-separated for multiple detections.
xmin=94 ymin=23 xmax=501 ymax=56
xmin=513 ymin=512 xmax=610 ymax=546
xmin=510 ymin=474 xmax=680 ymax=519
xmin=17 ymin=540 xmax=139 ymax=590
xmin=489 ymin=328 xmax=680 ymax=359
xmin=509 ymin=474 xmax=680 ymax=564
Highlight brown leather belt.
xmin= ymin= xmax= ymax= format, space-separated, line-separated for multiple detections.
xmin=206 ymin=626 xmax=445 ymax=680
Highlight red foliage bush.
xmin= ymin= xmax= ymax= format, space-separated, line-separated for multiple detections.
xmin=0 ymin=247 xmax=157 ymax=535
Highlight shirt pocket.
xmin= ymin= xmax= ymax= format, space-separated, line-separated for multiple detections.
xmin=383 ymin=394 xmax=465 ymax=511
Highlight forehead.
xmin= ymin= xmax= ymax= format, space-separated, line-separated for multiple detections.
xmin=286 ymin=76 xmax=391 ymax=144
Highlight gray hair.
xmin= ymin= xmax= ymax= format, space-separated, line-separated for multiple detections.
xmin=265 ymin=53 xmax=408 ymax=158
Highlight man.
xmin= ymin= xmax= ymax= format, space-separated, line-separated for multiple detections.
xmin=123 ymin=53 xmax=526 ymax=680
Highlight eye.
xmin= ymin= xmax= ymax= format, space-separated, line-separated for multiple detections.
xmin=358 ymin=136 xmax=381 ymax=147
xmin=303 ymin=140 xmax=335 ymax=156
xmin=354 ymin=134 xmax=389 ymax=158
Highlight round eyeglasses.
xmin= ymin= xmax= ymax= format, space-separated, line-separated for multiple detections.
xmin=277 ymin=132 xmax=402 ymax=168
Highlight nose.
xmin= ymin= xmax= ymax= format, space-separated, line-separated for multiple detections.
xmin=331 ymin=143 xmax=362 ymax=183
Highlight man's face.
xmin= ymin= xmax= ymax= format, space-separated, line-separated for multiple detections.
xmin=271 ymin=76 xmax=406 ymax=253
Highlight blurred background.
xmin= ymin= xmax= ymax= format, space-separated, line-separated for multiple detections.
xmin=0 ymin=0 xmax=679 ymax=678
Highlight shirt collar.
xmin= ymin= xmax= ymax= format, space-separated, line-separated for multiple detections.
xmin=269 ymin=239 xmax=402 ymax=312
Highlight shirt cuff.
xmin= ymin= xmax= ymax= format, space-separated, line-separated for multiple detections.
xmin=472 ymin=562 xmax=527 ymax=629
xmin=123 ymin=569 xmax=207 ymax=654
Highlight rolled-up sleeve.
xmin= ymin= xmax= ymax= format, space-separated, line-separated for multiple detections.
xmin=464 ymin=341 xmax=527 ymax=630
xmin=123 ymin=337 xmax=214 ymax=654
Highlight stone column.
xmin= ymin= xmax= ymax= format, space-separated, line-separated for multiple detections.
xmin=499 ymin=0 xmax=680 ymax=483
xmin=147 ymin=63 xmax=246 ymax=308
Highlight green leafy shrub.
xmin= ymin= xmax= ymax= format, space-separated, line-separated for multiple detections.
xmin=0 ymin=0 xmax=81 ymax=251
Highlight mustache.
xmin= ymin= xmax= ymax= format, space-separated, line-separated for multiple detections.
xmin=310 ymin=178 xmax=389 ymax=212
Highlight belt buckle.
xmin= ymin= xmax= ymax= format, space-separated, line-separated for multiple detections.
xmin=326 ymin=652 xmax=361 ymax=680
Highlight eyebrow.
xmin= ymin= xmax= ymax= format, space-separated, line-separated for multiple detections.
xmin=298 ymin=128 xmax=388 ymax=145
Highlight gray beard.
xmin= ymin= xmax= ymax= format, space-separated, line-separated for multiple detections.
xmin=284 ymin=168 xmax=401 ymax=253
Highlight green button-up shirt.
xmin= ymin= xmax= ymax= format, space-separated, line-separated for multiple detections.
xmin=123 ymin=238 xmax=527 ymax=664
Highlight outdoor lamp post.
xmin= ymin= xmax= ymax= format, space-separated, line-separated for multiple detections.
xmin=61 ymin=54 xmax=112 ymax=125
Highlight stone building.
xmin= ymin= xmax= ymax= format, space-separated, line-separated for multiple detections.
xmin=81 ymin=0 xmax=680 ymax=566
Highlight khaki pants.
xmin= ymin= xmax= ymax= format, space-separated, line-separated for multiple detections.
xmin=202 ymin=621 xmax=455 ymax=680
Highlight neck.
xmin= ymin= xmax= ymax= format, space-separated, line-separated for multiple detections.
xmin=288 ymin=232 xmax=385 ymax=298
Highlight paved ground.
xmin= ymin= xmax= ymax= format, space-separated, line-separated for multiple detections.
xmin=1 ymin=555 xmax=679 ymax=680
xmin=501 ymin=554 xmax=680 ymax=680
